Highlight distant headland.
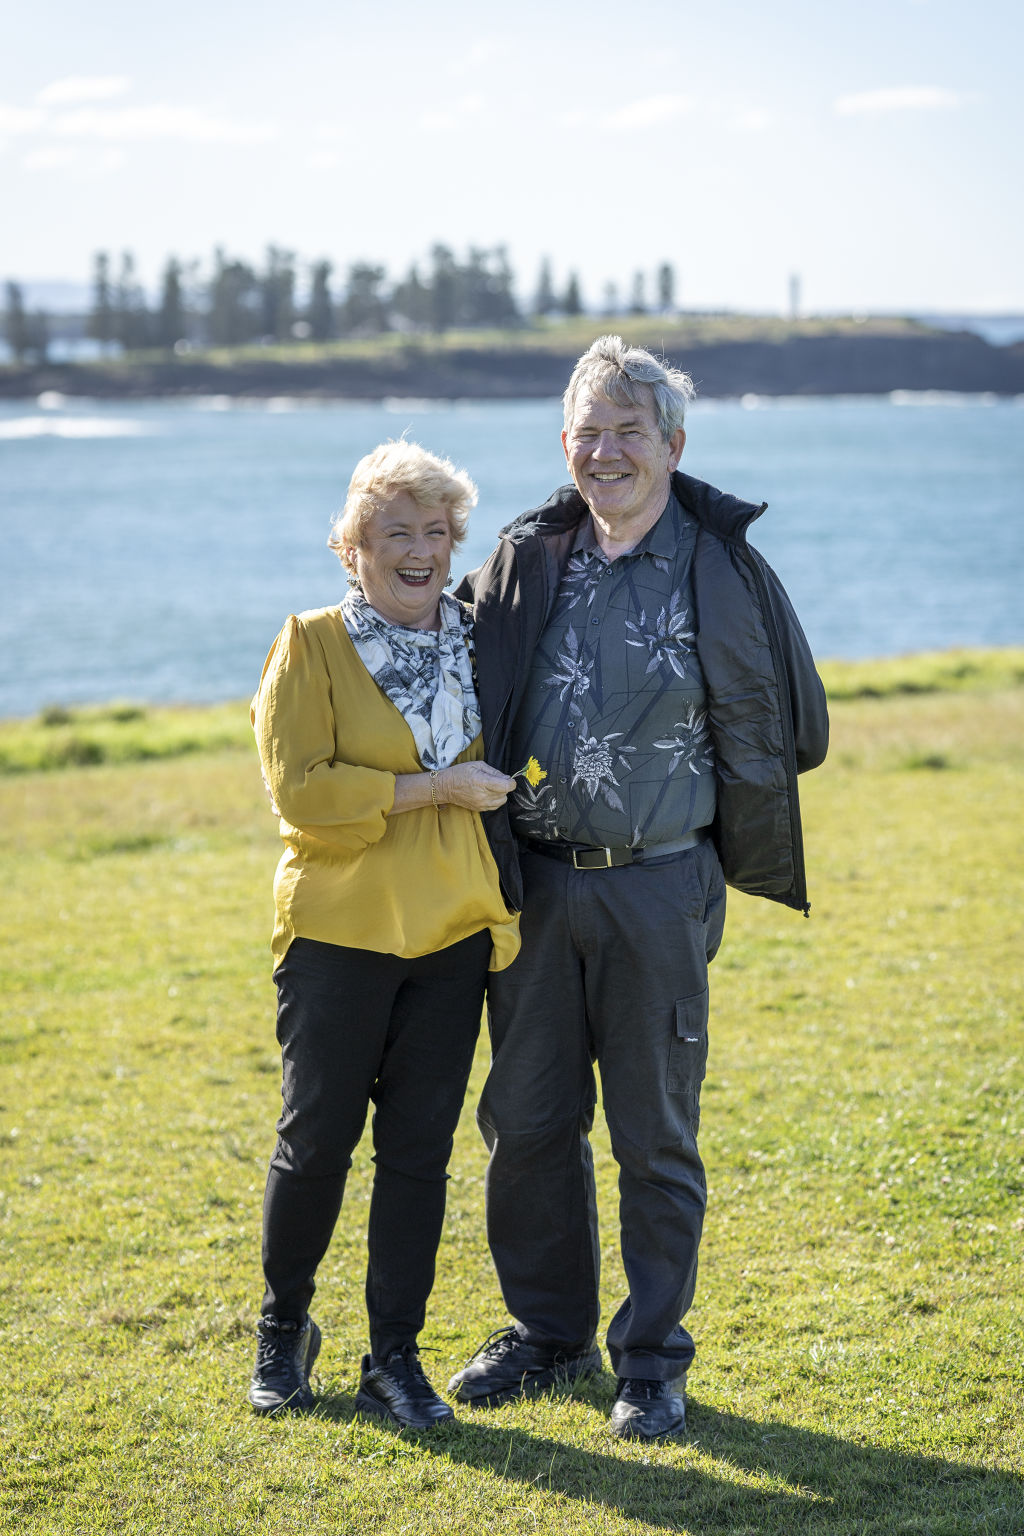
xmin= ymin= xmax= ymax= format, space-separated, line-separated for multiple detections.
xmin=2 ymin=316 xmax=1022 ymax=400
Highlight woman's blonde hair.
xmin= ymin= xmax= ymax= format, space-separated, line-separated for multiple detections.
xmin=328 ymin=439 xmax=478 ymax=579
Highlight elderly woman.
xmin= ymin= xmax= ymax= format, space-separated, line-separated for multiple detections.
xmin=248 ymin=440 xmax=518 ymax=1428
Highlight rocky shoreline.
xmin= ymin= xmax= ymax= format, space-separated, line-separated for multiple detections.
xmin=3 ymin=329 xmax=1023 ymax=400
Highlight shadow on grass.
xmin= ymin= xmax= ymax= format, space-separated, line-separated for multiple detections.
xmin=315 ymin=1386 xmax=1023 ymax=1534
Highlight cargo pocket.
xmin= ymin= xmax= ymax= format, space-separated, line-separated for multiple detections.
xmin=667 ymin=987 xmax=709 ymax=1095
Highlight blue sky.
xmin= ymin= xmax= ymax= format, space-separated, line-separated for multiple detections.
xmin=2 ymin=0 xmax=1021 ymax=313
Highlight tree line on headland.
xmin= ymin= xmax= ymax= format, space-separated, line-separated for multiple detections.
xmin=5 ymin=246 xmax=1023 ymax=400
xmin=2 ymin=245 xmax=679 ymax=363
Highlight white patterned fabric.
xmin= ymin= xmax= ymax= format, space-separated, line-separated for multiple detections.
xmin=340 ymin=589 xmax=481 ymax=771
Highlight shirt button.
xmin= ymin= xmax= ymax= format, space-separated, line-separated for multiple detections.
xmin=559 ymin=776 xmax=567 ymax=784
xmin=591 ymin=617 xmax=599 ymax=626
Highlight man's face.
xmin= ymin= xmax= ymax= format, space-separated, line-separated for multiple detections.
xmin=562 ymin=388 xmax=685 ymax=530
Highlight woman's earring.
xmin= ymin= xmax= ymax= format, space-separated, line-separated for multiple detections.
xmin=444 ymin=572 xmax=454 ymax=587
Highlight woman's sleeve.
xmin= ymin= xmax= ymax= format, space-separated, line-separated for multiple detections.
xmin=251 ymin=614 xmax=396 ymax=850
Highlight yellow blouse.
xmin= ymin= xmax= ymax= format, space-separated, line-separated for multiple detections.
xmin=251 ymin=606 xmax=520 ymax=973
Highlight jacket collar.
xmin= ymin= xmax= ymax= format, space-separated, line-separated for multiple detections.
xmin=672 ymin=470 xmax=766 ymax=543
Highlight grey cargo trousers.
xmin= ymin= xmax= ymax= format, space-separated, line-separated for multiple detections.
xmin=478 ymin=836 xmax=727 ymax=1380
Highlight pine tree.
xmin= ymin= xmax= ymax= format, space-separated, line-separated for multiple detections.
xmin=29 ymin=308 xmax=50 ymax=363
xmin=4 ymin=281 xmax=30 ymax=362
xmin=87 ymin=252 xmax=115 ymax=349
xmin=490 ymin=246 xmax=520 ymax=327
xmin=629 ymin=271 xmax=647 ymax=314
xmin=462 ymin=247 xmax=491 ymax=327
xmin=306 ymin=260 xmax=334 ymax=341
xmin=429 ymin=246 xmax=456 ymax=334
xmin=339 ymin=263 xmax=388 ymax=335
xmin=563 ymin=272 xmax=583 ymax=316
xmin=260 ymin=246 xmax=296 ymax=341
xmin=533 ymin=257 xmax=556 ymax=317
xmin=208 ymin=249 xmax=260 ymax=346
xmin=156 ymin=258 xmax=185 ymax=351
xmin=391 ymin=264 xmax=430 ymax=330
xmin=657 ymin=262 xmax=676 ymax=314
xmin=114 ymin=251 xmax=149 ymax=351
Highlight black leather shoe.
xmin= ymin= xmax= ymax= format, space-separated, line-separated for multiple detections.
xmin=448 ymin=1325 xmax=602 ymax=1406
xmin=247 ymin=1315 xmax=321 ymax=1414
xmin=609 ymin=1375 xmax=687 ymax=1440
xmin=356 ymin=1348 xmax=455 ymax=1429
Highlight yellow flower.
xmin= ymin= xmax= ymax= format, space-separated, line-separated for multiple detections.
xmin=520 ymin=755 xmax=547 ymax=788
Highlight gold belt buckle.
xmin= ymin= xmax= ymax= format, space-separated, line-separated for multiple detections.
xmin=571 ymin=846 xmax=615 ymax=869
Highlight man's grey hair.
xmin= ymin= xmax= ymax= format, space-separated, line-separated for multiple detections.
xmin=562 ymin=334 xmax=696 ymax=442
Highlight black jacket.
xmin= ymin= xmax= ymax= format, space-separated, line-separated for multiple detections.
xmin=459 ymin=469 xmax=829 ymax=915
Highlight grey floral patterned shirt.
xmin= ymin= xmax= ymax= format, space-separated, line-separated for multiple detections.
xmin=509 ymin=493 xmax=716 ymax=849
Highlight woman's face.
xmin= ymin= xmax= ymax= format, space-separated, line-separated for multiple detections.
xmin=349 ymin=490 xmax=453 ymax=630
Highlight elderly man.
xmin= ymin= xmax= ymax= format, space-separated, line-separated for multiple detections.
xmin=449 ymin=335 xmax=828 ymax=1439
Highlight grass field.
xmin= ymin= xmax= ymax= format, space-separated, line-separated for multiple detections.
xmin=1 ymin=653 xmax=1022 ymax=1534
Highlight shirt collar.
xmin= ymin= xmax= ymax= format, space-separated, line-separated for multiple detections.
xmin=572 ymin=491 xmax=685 ymax=561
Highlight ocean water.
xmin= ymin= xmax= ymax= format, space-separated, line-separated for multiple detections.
xmin=1 ymin=391 xmax=1021 ymax=718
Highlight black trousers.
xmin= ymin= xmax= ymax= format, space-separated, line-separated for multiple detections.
xmin=478 ymin=839 xmax=726 ymax=1380
xmin=260 ymin=930 xmax=489 ymax=1359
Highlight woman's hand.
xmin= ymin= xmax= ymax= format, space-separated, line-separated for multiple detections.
xmin=437 ymin=762 xmax=517 ymax=811
xmin=389 ymin=762 xmax=517 ymax=816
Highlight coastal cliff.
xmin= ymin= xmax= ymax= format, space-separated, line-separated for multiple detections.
xmin=2 ymin=326 xmax=1022 ymax=400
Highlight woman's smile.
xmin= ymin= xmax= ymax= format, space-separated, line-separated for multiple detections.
xmin=349 ymin=490 xmax=453 ymax=629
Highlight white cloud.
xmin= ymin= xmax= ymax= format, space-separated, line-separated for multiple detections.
xmin=733 ymin=108 xmax=775 ymax=133
xmin=48 ymin=105 xmax=277 ymax=145
xmin=607 ymin=94 xmax=695 ymax=129
xmin=0 ymin=104 xmax=45 ymax=135
xmin=834 ymin=86 xmax=964 ymax=116
xmin=23 ymin=144 xmax=126 ymax=174
xmin=86 ymin=148 xmax=128 ymax=176
xmin=420 ymin=94 xmax=484 ymax=132
xmin=37 ymin=75 xmax=131 ymax=106
xmin=453 ymin=38 xmax=504 ymax=70
xmin=22 ymin=145 xmax=80 ymax=169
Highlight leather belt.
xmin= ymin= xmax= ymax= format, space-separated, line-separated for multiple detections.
xmin=523 ymin=827 xmax=710 ymax=870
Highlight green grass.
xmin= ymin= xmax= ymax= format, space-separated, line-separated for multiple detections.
xmin=0 ymin=311 xmax=937 ymax=383
xmin=179 ymin=312 xmax=934 ymax=368
xmin=3 ymin=648 xmax=1021 ymax=777
xmin=817 ymin=647 xmax=1024 ymax=702
xmin=1 ymin=652 xmax=1022 ymax=1534
xmin=0 ymin=699 xmax=253 ymax=775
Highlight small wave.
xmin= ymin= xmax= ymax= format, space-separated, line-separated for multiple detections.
xmin=190 ymin=395 xmax=235 ymax=411
xmin=37 ymin=390 xmax=67 ymax=410
xmin=383 ymin=397 xmax=451 ymax=412
xmin=0 ymin=416 xmax=151 ymax=440
xmin=889 ymin=389 xmax=1000 ymax=407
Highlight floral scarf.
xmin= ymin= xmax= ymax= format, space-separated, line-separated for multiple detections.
xmin=340 ymin=588 xmax=481 ymax=771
